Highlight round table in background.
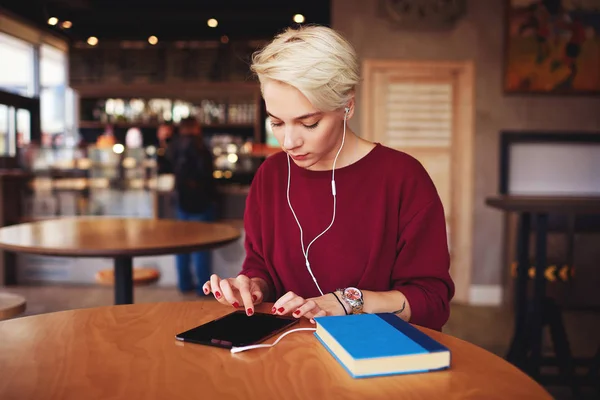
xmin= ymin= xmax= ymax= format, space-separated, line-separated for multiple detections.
xmin=0 ymin=218 xmax=240 ymax=305
xmin=0 ymin=301 xmax=552 ymax=400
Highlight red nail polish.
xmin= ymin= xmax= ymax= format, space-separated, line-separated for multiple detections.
xmin=247 ymin=308 xmax=254 ymax=316
xmin=271 ymin=307 xmax=276 ymax=313
xmin=233 ymin=302 xmax=239 ymax=308
xmin=203 ymin=288 xmax=208 ymax=294
xmin=278 ymin=307 xmax=284 ymax=313
xmin=294 ymin=310 xmax=301 ymax=315
xmin=215 ymin=291 xmax=221 ymax=298
xmin=252 ymin=295 xmax=257 ymax=302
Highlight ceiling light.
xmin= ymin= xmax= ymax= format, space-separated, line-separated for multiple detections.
xmin=61 ymin=21 xmax=72 ymax=29
xmin=48 ymin=17 xmax=58 ymax=26
xmin=87 ymin=36 xmax=99 ymax=46
xmin=207 ymin=18 xmax=218 ymax=28
xmin=148 ymin=35 xmax=158 ymax=45
xmin=112 ymin=144 xmax=125 ymax=154
xmin=293 ymin=14 xmax=305 ymax=24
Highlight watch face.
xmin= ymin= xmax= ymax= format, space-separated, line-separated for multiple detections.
xmin=344 ymin=287 xmax=362 ymax=301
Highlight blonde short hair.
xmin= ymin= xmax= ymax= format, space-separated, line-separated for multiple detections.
xmin=250 ymin=25 xmax=360 ymax=112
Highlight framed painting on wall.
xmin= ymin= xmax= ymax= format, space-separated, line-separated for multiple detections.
xmin=504 ymin=0 xmax=600 ymax=94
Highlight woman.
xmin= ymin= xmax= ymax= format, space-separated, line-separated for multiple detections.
xmin=203 ymin=25 xmax=454 ymax=331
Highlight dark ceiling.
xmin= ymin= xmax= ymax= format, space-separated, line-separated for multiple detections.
xmin=1 ymin=0 xmax=331 ymax=42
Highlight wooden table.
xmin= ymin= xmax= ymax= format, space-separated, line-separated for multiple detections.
xmin=0 ymin=218 xmax=240 ymax=305
xmin=0 ymin=292 xmax=26 ymax=320
xmin=486 ymin=195 xmax=600 ymax=389
xmin=0 ymin=301 xmax=551 ymax=400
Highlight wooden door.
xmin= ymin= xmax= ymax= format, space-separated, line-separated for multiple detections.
xmin=362 ymin=60 xmax=475 ymax=303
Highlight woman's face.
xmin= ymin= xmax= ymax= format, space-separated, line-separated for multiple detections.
xmin=262 ymin=79 xmax=347 ymax=170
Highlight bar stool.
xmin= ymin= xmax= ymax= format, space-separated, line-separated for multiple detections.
xmin=0 ymin=292 xmax=26 ymax=321
xmin=507 ymin=214 xmax=584 ymax=397
xmin=95 ymin=267 xmax=160 ymax=286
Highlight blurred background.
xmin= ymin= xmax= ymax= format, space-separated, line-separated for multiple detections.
xmin=0 ymin=1 xmax=599 ymax=398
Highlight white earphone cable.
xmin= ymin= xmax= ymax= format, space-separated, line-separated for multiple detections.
xmin=286 ymin=109 xmax=349 ymax=296
xmin=230 ymin=328 xmax=317 ymax=354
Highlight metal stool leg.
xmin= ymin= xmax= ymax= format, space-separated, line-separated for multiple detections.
xmin=114 ymin=256 xmax=133 ymax=305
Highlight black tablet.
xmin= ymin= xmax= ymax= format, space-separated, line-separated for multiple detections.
xmin=175 ymin=310 xmax=299 ymax=349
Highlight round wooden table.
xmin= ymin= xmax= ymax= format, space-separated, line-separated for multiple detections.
xmin=0 ymin=218 xmax=240 ymax=305
xmin=0 ymin=301 xmax=552 ymax=400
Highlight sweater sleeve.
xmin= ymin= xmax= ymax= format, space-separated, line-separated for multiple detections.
xmin=239 ymin=165 xmax=276 ymax=300
xmin=391 ymin=161 xmax=455 ymax=330
xmin=393 ymin=198 xmax=454 ymax=331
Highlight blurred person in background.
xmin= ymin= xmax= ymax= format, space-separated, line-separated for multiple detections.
xmin=156 ymin=123 xmax=174 ymax=174
xmin=167 ymin=117 xmax=217 ymax=294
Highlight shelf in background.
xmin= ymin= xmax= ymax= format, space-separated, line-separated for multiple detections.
xmin=78 ymin=121 xmax=255 ymax=129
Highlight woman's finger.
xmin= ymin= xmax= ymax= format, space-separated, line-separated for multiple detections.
xmin=201 ymin=280 xmax=211 ymax=295
xmin=272 ymin=291 xmax=300 ymax=314
xmin=293 ymin=299 xmax=320 ymax=319
xmin=309 ymin=309 xmax=327 ymax=324
xmin=210 ymin=274 xmax=227 ymax=304
xmin=249 ymin=280 xmax=263 ymax=305
xmin=219 ymin=279 xmax=242 ymax=308
xmin=234 ymin=276 xmax=255 ymax=316
xmin=276 ymin=294 xmax=306 ymax=316
xmin=251 ymin=289 xmax=263 ymax=305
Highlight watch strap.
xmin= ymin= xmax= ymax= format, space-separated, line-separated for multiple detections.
xmin=331 ymin=292 xmax=348 ymax=315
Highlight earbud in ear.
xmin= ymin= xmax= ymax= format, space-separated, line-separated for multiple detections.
xmin=344 ymin=107 xmax=350 ymax=114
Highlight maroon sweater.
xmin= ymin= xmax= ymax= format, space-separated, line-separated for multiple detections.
xmin=240 ymin=143 xmax=454 ymax=330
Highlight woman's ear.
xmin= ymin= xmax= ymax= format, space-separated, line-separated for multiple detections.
xmin=344 ymin=96 xmax=356 ymax=120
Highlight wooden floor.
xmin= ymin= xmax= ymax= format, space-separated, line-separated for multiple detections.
xmin=3 ymin=284 xmax=599 ymax=399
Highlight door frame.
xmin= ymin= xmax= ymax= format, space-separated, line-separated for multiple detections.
xmin=361 ymin=59 xmax=475 ymax=304
xmin=0 ymin=90 xmax=41 ymax=169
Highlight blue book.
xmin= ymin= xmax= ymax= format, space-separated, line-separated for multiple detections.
xmin=314 ymin=313 xmax=451 ymax=378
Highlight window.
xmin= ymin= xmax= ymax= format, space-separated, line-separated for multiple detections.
xmin=0 ymin=104 xmax=16 ymax=156
xmin=40 ymin=44 xmax=68 ymax=135
xmin=17 ymin=108 xmax=31 ymax=146
xmin=0 ymin=104 xmax=9 ymax=155
xmin=0 ymin=32 xmax=35 ymax=97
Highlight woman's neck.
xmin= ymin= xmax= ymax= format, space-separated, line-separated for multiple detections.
xmin=307 ymin=129 xmax=374 ymax=171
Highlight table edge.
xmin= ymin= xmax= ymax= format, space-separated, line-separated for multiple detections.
xmin=0 ymin=301 xmax=552 ymax=399
xmin=0 ymin=217 xmax=241 ymax=257
xmin=0 ymin=236 xmax=240 ymax=258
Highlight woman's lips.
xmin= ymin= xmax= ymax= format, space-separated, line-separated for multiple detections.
xmin=290 ymin=153 xmax=308 ymax=161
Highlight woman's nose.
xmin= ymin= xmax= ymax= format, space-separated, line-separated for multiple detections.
xmin=283 ymin=128 xmax=302 ymax=150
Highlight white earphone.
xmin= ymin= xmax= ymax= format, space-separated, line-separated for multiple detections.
xmin=286 ymin=106 xmax=350 ymax=296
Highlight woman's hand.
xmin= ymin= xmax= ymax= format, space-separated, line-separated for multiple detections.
xmin=272 ymin=291 xmax=350 ymax=323
xmin=202 ymin=274 xmax=265 ymax=316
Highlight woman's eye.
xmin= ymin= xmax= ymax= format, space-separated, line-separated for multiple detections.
xmin=270 ymin=121 xmax=283 ymax=128
xmin=303 ymin=121 xmax=320 ymax=130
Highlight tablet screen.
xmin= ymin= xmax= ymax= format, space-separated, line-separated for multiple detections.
xmin=176 ymin=310 xmax=299 ymax=348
